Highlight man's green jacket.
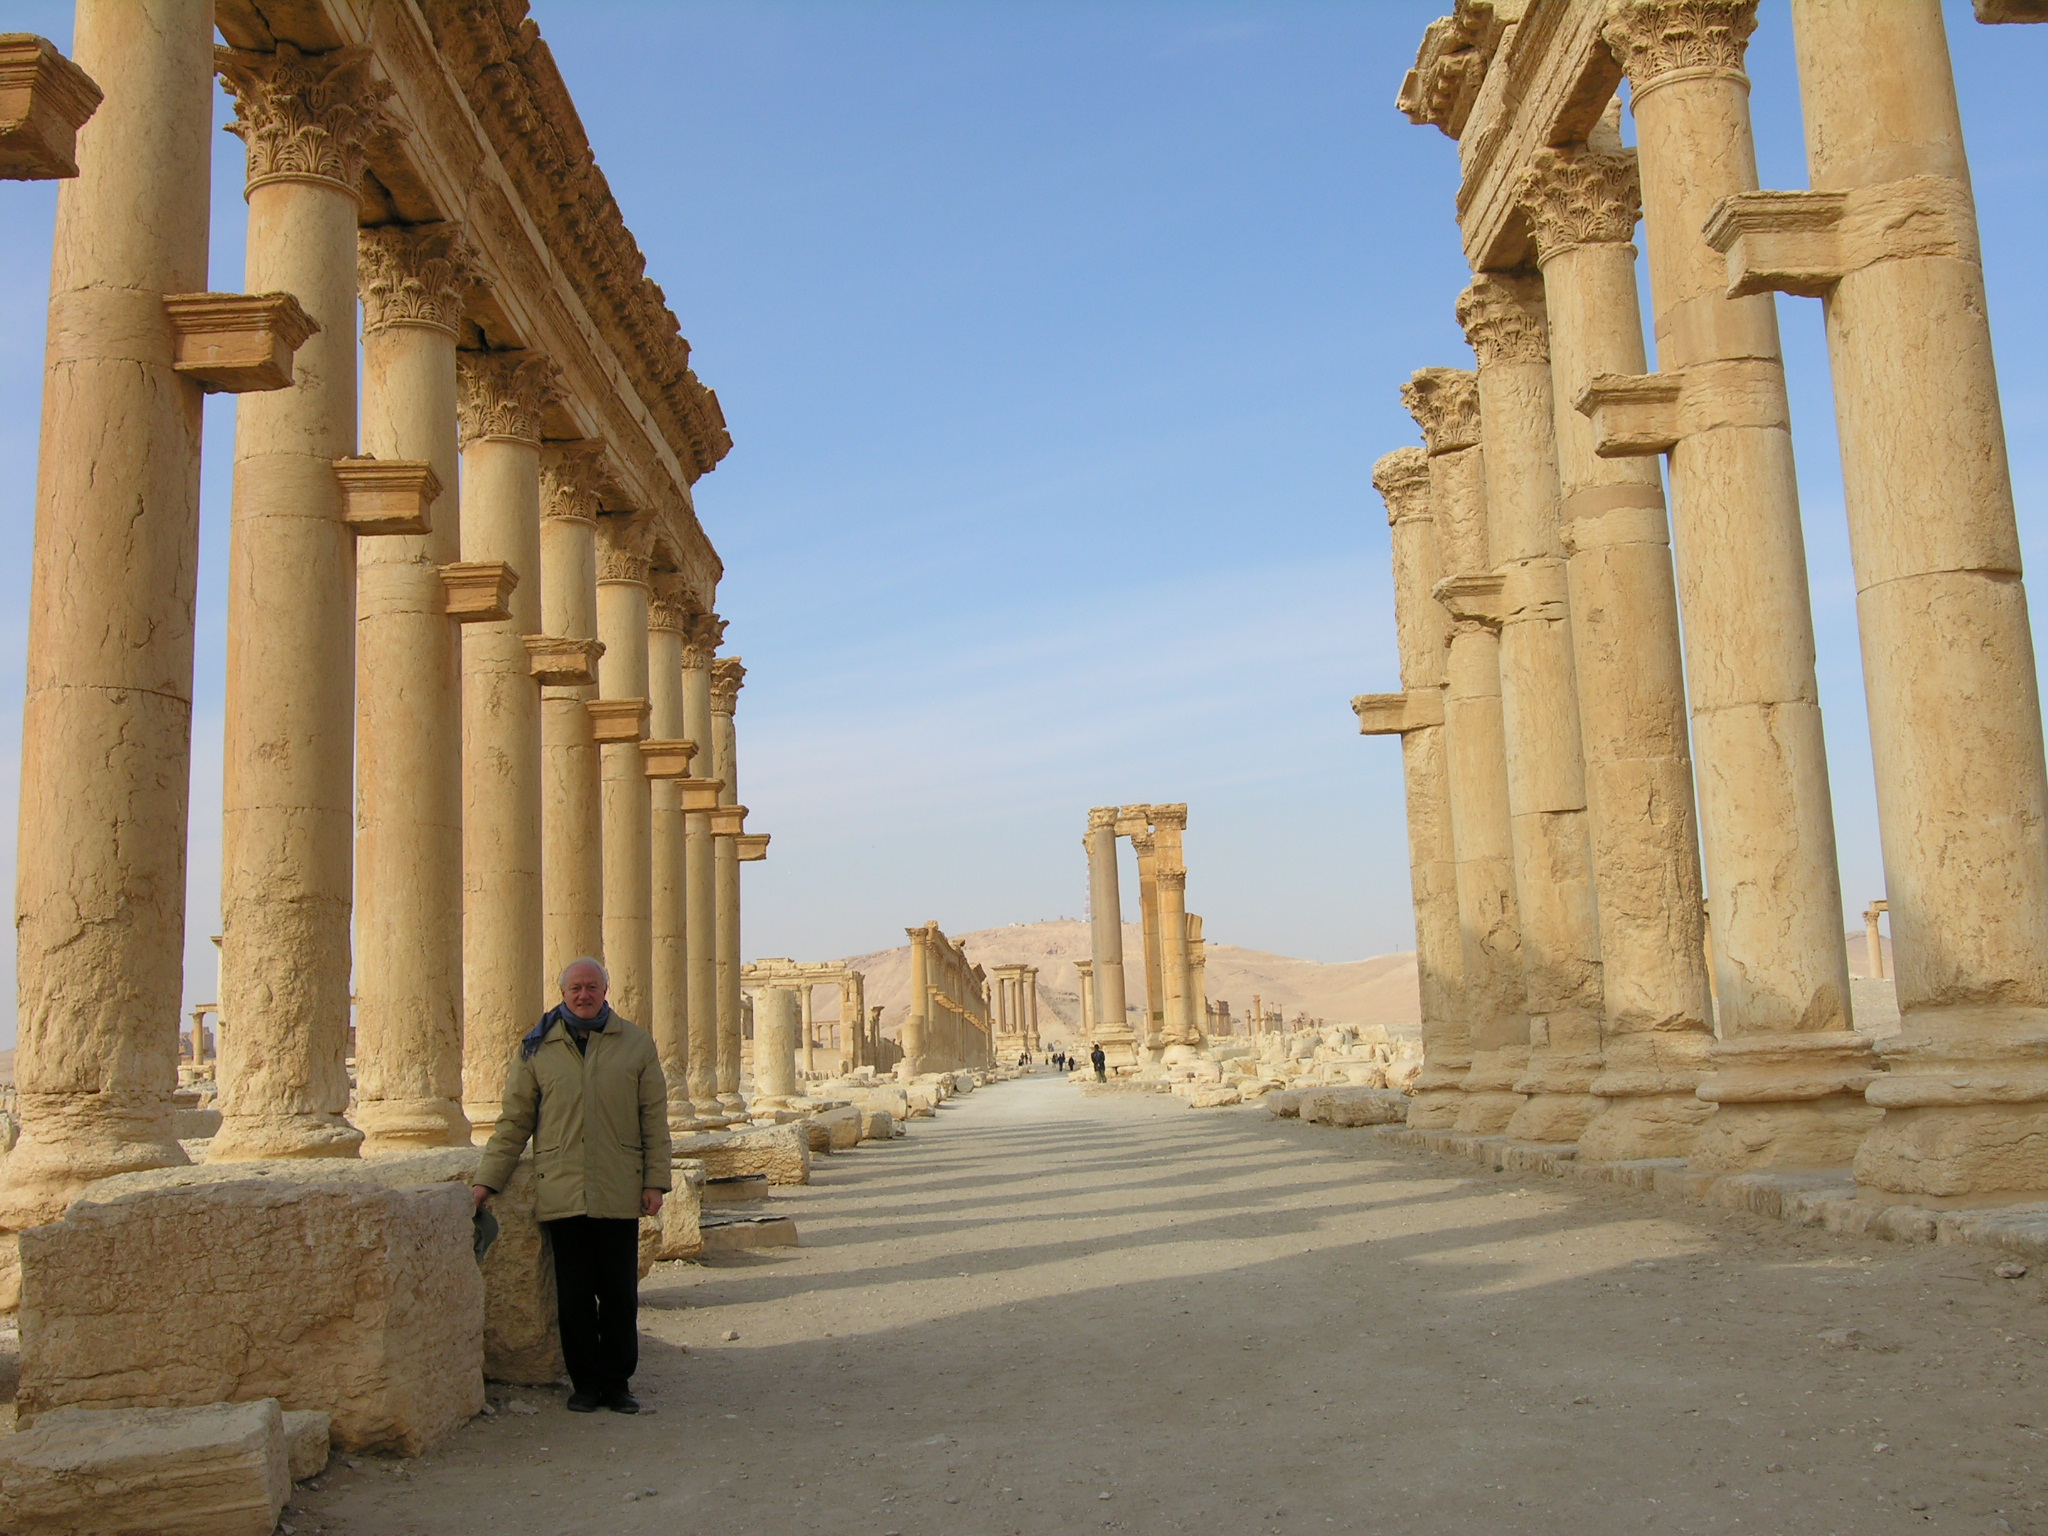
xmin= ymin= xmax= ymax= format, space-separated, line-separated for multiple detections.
xmin=476 ymin=1006 xmax=674 ymax=1222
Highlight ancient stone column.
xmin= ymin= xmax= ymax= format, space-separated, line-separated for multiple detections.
xmin=1026 ymin=969 xmax=1041 ymax=1055
xmin=351 ymin=224 xmax=476 ymax=1154
xmin=213 ymin=45 xmax=393 ymax=1161
xmin=1077 ymin=959 xmax=1097 ymax=1036
xmin=0 ymin=0 xmax=213 ymax=1227
xmin=595 ymin=520 xmax=654 ymax=1022
xmin=646 ymin=582 xmax=697 ymax=1132
xmin=1403 ymin=368 xmax=1526 ymax=1133
xmin=1519 ymin=129 xmax=1716 ymax=1162
xmin=1084 ymin=808 xmax=1136 ymax=1062
xmin=537 ymin=444 xmax=606 ymax=976
xmin=847 ymin=973 xmax=867 ymax=1069
xmin=1129 ymin=824 xmax=1166 ymax=1054
xmin=712 ymin=657 xmax=748 ymax=1111
xmin=1352 ymin=447 xmax=1463 ymax=1140
xmin=799 ymin=984 xmax=816 ymax=1076
xmin=752 ymin=987 xmax=799 ymax=1110
xmin=681 ymin=616 xmax=724 ymax=1118
xmin=1689 ymin=0 xmax=2048 ymax=1199
xmin=902 ymin=925 xmax=931 ymax=1078
xmin=454 ymin=353 xmax=557 ymax=1134
xmin=1150 ymin=805 xmax=1196 ymax=1048
xmin=1457 ymin=274 xmax=1604 ymax=1145
xmin=1589 ymin=0 xmax=1872 ymax=1170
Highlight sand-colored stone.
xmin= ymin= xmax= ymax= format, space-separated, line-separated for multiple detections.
xmin=18 ymin=1170 xmax=482 ymax=1453
xmin=596 ymin=521 xmax=655 ymax=1023
xmin=282 ymin=1409 xmax=333 ymax=1481
xmin=712 ymin=656 xmax=749 ymax=1111
xmin=673 ymin=1123 xmax=811 ymax=1186
xmin=752 ymin=986 xmax=800 ymax=1110
xmin=647 ymin=1161 xmax=706 ymax=1262
xmin=0 ymin=1399 xmax=289 ymax=1536
xmin=681 ymin=615 xmax=725 ymax=1119
xmin=860 ymin=1108 xmax=899 ymax=1141
xmin=538 ymin=443 xmax=607 ymax=981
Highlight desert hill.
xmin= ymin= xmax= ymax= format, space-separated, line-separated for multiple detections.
xmin=806 ymin=919 xmax=1420 ymax=1049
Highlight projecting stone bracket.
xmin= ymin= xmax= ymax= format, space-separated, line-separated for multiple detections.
xmin=737 ymin=832 xmax=771 ymax=862
xmin=709 ymin=804 xmax=749 ymax=838
xmin=523 ymin=635 xmax=603 ymax=687
xmin=1352 ymin=688 xmax=1444 ymax=737
xmin=165 ymin=292 xmax=320 ymax=393
xmin=639 ymin=738 xmax=698 ymax=778
xmin=1577 ymin=362 xmax=1790 ymax=459
xmin=439 ymin=561 xmax=518 ymax=622
xmin=1976 ymin=0 xmax=2048 ymax=23
xmin=334 ymin=456 xmax=440 ymax=535
xmin=0 ymin=35 xmax=102 ymax=180
xmin=677 ymin=777 xmax=725 ymax=813
xmin=1704 ymin=178 xmax=1979 ymax=300
xmin=586 ymin=698 xmax=649 ymax=744
xmin=1432 ymin=571 xmax=1505 ymax=627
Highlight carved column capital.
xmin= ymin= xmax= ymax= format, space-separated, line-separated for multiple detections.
xmin=539 ymin=442 xmax=605 ymax=523
xmin=711 ymin=658 xmax=746 ymax=715
xmin=1087 ymin=805 xmax=1119 ymax=830
xmin=216 ymin=43 xmax=393 ymax=198
xmin=596 ymin=516 xmax=653 ymax=586
xmin=648 ymin=574 xmax=694 ymax=634
xmin=1151 ymin=803 xmax=1188 ymax=833
xmin=1401 ymin=368 xmax=1481 ymax=456
xmin=1602 ymin=1 xmax=1758 ymax=94
xmin=1156 ymin=866 xmax=1187 ymax=894
xmin=1456 ymin=273 xmax=1549 ymax=367
xmin=359 ymin=224 xmax=478 ymax=336
xmin=680 ymin=613 xmax=726 ymax=671
xmin=1518 ymin=147 xmax=1642 ymax=264
xmin=458 ymin=351 xmax=560 ymax=447
xmin=1130 ymin=833 xmax=1156 ymax=859
xmin=1372 ymin=447 xmax=1433 ymax=527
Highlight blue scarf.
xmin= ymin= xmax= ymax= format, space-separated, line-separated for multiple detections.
xmin=520 ymin=1002 xmax=612 ymax=1059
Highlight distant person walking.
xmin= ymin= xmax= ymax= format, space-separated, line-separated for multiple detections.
xmin=1090 ymin=1043 xmax=1106 ymax=1082
xmin=473 ymin=958 xmax=672 ymax=1415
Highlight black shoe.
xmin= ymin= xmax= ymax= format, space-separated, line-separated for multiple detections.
xmin=566 ymin=1391 xmax=602 ymax=1413
xmin=604 ymin=1390 xmax=640 ymax=1415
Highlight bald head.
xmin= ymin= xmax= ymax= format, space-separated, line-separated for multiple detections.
xmin=559 ymin=958 xmax=609 ymax=1020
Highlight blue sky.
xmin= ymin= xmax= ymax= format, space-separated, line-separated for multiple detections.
xmin=0 ymin=3 xmax=2043 ymax=1039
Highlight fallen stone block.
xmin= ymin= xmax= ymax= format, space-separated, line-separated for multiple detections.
xmin=1323 ymin=1088 xmax=1411 ymax=1128
xmin=814 ymin=1105 xmax=863 ymax=1151
xmin=1267 ymin=1090 xmax=1303 ymax=1118
xmin=1187 ymin=1087 xmax=1243 ymax=1109
xmin=700 ymin=1215 xmax=800 ymax=1255
xmin=644 ymin=1162 xmax=706 ymax=1264
xmin=282 ymin=1409 xmax=331 ymax=1482
xmin=672 ymin=1123 xmax=811 ymax=1186
xmin=21 ymin=1169 xmax=483 ymax=1454
xmin=0 ymin=1398 xmax=288 ymax=1536
xmin=859 ymin=1108 xmax=897 ymax=1141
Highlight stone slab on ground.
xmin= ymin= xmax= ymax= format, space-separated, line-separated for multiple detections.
xmin=673 ymin=1124 xmax=811 ymax=1185
xmin=645 ymin=1161 xmax=707 ymax=1263
xmin=811 ymin=1105 xmax=863 ymax=1151
xmin=0 ymin=1398 xmax=289 ymax=1536
xmin=859 ymin=1108 xmax=899 ymax=1141
xmin=699 ymin=1214 xmax=800 ymax=1255
xmin=19 ymin=1169 xmax=483 ymax=1454
xmin=282 ymin=1409 xmax=332 ymax=1481
xmin=1298 ymin=1086 xmax=1409 ymax=1127
xmin=1185 ymin=1086 xmax=1243 ymax=1108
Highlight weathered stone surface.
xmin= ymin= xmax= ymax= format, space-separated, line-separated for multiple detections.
xmin=282 ymin=1409 xmax=332 ymax=1481
xmin=1323 ymin=1088 xmax=1412 ymax=1128
xmin=645 ymin=1161 xmax=706 ymax=1262
xmin=0 ymin=1399 xmax=288 ymax=1536
xmin=19 ymin=1170 xmax=483 ymax=1454
xmin=1267 ymin=1090 xmax=1302 ymax=1118
xmin=859 ymin=1108 xmax=898 ymax=1141
xmin=814 ymin=1105 xmax=863 ymax=1151
xmin=673 ymin=1124 xmax=810 ymax=1186
xmin=1187 ymin=1086 xmax=1243 ymax=1108
xmin=700 ymin=1214 xmax=799 ymax=1254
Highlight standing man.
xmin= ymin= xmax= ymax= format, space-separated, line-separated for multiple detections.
xmin=1090 ymin=1042 xmax=1107 ymax=1082
xmin=474 ymin=958 xmax=672 ymax=1414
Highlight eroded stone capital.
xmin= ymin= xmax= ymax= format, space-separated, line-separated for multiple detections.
xmin=1156 ymin=866 xmax=1187 ymax=893
xmin=1519 ymin=146 xmax=1641 ymax=263
xmin=680 ymin=612 xmax=727 ymax=671
xmin=1087 ymin=806 xmax=1119 ymax=830
xmin=360 ymin=224 xmax=478 ymax=336
xmin=1601 ymin=0 xmax=1757 ymax=93
xmin=711 ymin=657 xmax=746 ymax=714
xmin=458 ymin=351 xmax=560 ymax=446
xmin=539 ymin=442 xmax=606 ymax=523
xmin=1396 ymin=4 xmax=1509 ymax=140
xmin=648 ymin=575 xmax=693 ymax=635
xmin=1150 ymin=803 xmax=1188 ymax=832
xmin=1372 ymin=448 xmax=1433 ymax=527
xmin=1457 ymin=273 xmax=1548 ymax=368
xmin=216 ymin=43 xmax=393 ymax=197
xmin=1401 ymin=368 xmax=1481 ymax=456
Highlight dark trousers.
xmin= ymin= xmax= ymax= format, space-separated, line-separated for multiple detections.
xmin=544 ymin=1215 xmax=641 ymax=1395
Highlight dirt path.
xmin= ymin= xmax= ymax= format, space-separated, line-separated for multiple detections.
xmin=295 ymin=1076 xmax=2048 ymax=1536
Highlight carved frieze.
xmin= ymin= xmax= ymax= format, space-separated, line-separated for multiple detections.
xmin=1519 ymin=146 xmax=1641 ymax=263
xmin=1457 ymin=273 xmax=1549 ymax=367
xmin=216 ymin=44 xmax=393 ymax=196
xmin=458 ymin=351 xmax=560 ymax=446
xmin=360 ymin=224 xmax=478 ymax=336
xmin=1372 ymin=447 xmax=1433 ymax=527
xmin=1401 ymin=368 xmax=1482 ymax=456
xmin=1602 ymin=0 xmax=1758 ymax=89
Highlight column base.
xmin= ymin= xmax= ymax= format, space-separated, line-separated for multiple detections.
xmin=1856 ymin=1103 xmax=2048 ymax=1206
xmin=208 ymin=1111 xmax=364 ymax=1163
xmin=0 ymin=1095 xmax=191 ymax=1232
xmin=1576 ymin=1092 xmax=1716 ymax=1162
xmin=1689 ymin=1031 xmax=1880 ymax=1172
xmin=1452 ymin=1090 xmax=1527 ymax=1135
xmin=355 ymin=1099 xmax=473 ymax=1156
xmin=462 ymin=1100 xmax=505 ymax=1145
xmin=1406 ymin=1089 xmax=1466 ymax=1130
xmin=1504 ymin=1092 xmax=1600 ymax=1144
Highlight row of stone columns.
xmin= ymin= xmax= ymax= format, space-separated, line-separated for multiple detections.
xmin=990 ymin=966 xmax=1041 ymax=1058
xmin=0 ymin=20 xmax=750 ymax=1231
xmin=900 ymin=922 xmax=994 ymax=1076
xmin=1365 ymin=0 xmax=2048 ymax=1203
xmin=1081 ymin=803 xmax=1207 ymax=1066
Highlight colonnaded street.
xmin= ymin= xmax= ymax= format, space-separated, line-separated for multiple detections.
xmin=295 ymin=1077 xmax=2047 ymax=1536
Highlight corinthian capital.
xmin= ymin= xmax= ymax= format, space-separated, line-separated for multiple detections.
xmin=711 ymin=657 xmax=747 ymax=714
xmin=648 ymin=574 xmax=694 ymax=635
xmin=1457 ymin=273 xmax=1548 ymax=368
xmin=1401 ymin=368 xmax=1481 ymax=456
xmin=1087 ymin=806 xmax=1119 ymax=831
xmin=1151 ymin=803 xmax=1188 ymax=832
xmin=1518 ymin=146 xmax=1641 ymax=263
xmin=539 ymin=442 xmax=605 ymax=524
xmin=596 ymin=515 xmax=654 ymax=586
xmin=680 ymin=612 xmax=727 ymax=671
xmin=1602 ymin=1 xmax=1757 ymax=90
xmin=359 ymin=223 xmax=477 ymax=336
xmin=1156 ymin=866 xmax=1186 ymax=893
xmin=216 ymin=44 xmax=393 ymax=196
xmin=1372 ymin=448 xmax=1433 ymax=527
xmin=458 ymin=351 xmax=560 ymax=447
